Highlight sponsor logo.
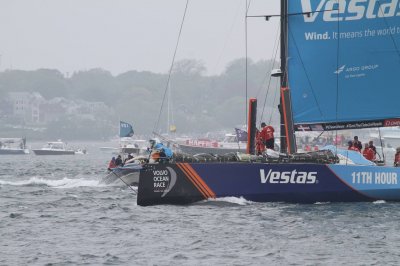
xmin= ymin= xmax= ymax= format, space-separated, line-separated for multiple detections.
xmin=296 ymin=125 xmax=311 ymax=131
xmin=324 ymin=120 xmax=383 ymax=130
xmin=152 ymin=167 xmax=177 ymax=197
xmin=334 ymin=65 xmax=346 ymax=74
xmin=384 ymin=119 xmax=400 ymax=127
xmin=352 ymin=171 xmax=398 ymax=185
xmin=334 ymin=64 xmax=379 ymax=78
xmin=301 ymin=0 xmax=400 ymax=23
xmin=260 ymin=169 xmax=317 ymax=184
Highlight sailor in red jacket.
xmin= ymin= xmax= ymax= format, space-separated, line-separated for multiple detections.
xmin=255 ymin=129 xmax=265 ymax=155
xmin=108 ymin=157 xmax=117 ymax=171
xmin=348 ymin=141 xmax=360 ymax=152
xmin=260 ymin=122 xmax=275 ymax=150
xmin=362 ymin=143 xmax=374 ymax=161
xmin=395 ymin=148 xmax=400 ymax=167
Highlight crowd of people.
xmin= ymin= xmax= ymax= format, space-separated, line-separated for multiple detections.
xmin=107 ymin=155 xmax=124 ymax=170
xmin=346 ymin=135 xmax=400 ymax=166
xmin=347 ymin=136 xmax=377 ymax=160
xmin=107 ymin=139 xmax=173 ymax=170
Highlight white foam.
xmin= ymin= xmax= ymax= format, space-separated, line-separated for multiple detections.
xmin=373 ymin=200 xmax=386 ymax=204
xmin=208 ymin=196 xmax=254 ymax=205
xmin=0 ymin=177 xmax=105 ymax=188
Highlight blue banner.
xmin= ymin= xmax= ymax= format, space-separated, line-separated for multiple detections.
xmin=288 ymin=0 xmax=400 ymax=127
xmin=120 ymin=121 xmax=134 ymax=137
xmin=235 ymin=128 xmax=248 ymax=142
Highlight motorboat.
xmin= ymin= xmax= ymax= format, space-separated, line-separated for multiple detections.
xmin=120 ymin=138 xmax=147 ymax=155
xmin=32 ymin=141 xmax=75 ymax=155
xmin=0 ymin=138 xmax=29 ymax=155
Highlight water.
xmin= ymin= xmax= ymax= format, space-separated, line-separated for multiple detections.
xmin=2 ymin=144 xmax=400 ymax=265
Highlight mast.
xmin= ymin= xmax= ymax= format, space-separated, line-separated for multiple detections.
xmin=280 ymin=0 xmax=297 ymax=154
xmin=246 ymin=98 xmax=257 ymax=154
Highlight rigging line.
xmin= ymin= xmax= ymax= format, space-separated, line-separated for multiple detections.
xmin=210 ymin=0 xmax=243 ymax=75
xmin=247 ymin=9 xmax=338 ymax=18
xmin=245 ymin=0 xmax=252 ymax=127
xmin=268 ymin=76 xmax=280 ymax=125
xmin=377 ymin=0 xmax=400 ymax=60
xmin=111 ymin=171 xmax=137 ymax=194
xmin=288 ymin=25 xmax=325 ymax=120
xmin=260 ymin=25 xmax=280 ymax=124
xmin=245 ymin=0 xmax=248 ymax=127
xmin=334 ymin=4 xmax=340 ymax=155
xmin=378 ymin=127 xmax=386 ymax=163
xmin=256 ymin=23 xmax=280 ymax=99
xmin=153 ymin=0 xmax=190 ymax=133
xmin=197 ymin=0 xmax=242 ymax=123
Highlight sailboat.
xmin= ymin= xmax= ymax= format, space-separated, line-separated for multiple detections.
xmin=136 ymin=0 xmax=400 ymax=206
xmin=0 ymin=138 xmax=29 ymax=155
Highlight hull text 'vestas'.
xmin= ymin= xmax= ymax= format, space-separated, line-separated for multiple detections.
xmin=260 ymin=169 xmax=317 ymax=184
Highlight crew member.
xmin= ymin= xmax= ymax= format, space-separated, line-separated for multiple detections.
xmin=260 ymin=122 xmax=275 ymax=150
xmin=124 ymin=154 xmax=134 ymax=164
xmin=348 ymin=141 xmax=360 ymax=152
xmin=255 ymin=128 xmax=265 ymax=155
xmin=368 ymin=140 xmax=377 ymax=156
xmin=395 ymin=147 xmax=400 ymax=167
xmin=108 ymin=157 xmax=117 ymax=171
xmin=149 ymin=139 xmax=173 ymax=161
xmin=362 ymin=143 xmax=374 ymax=161
xmin=115 ymin=155 xmax=123 ymax=166
xmin=353 ymin=136 xmax=362 ymax=151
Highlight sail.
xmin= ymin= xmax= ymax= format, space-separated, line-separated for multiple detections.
xmin=120 ymin=121 xmax=134 ymax=137
xmin=287 ymin=0 xmax=400 ymax=131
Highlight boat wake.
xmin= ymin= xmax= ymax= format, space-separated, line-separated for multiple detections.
xmin=0 ymin=177 xmax=106 ymax=188
xmin=201 ymin=196 xmax=254 ymax=206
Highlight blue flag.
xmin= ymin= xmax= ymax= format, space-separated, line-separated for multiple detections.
xmin=120 ymin=121 xmax=134 ymax=137
xmin=235 ymin=128 xmax=247 ymax=142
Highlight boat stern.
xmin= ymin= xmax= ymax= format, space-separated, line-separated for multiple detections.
xmin=137 ymin=163 xmax=207 ymax=206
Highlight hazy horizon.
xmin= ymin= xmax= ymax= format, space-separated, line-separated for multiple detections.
xmin=0 ymin=0 xmax=280 ymax=76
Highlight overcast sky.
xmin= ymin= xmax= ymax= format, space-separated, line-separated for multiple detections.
xmin=0 ymin=0 xmax=280 ymax=76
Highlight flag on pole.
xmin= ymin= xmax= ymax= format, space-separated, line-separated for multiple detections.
xmin=120 ymin=121 xmax=134 ymax=137
xmin=235 ymin=128 xmax=247 ymax=142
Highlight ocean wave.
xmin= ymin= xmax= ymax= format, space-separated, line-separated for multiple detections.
xmin=0 ymin=177 xmax=105 ymax=188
